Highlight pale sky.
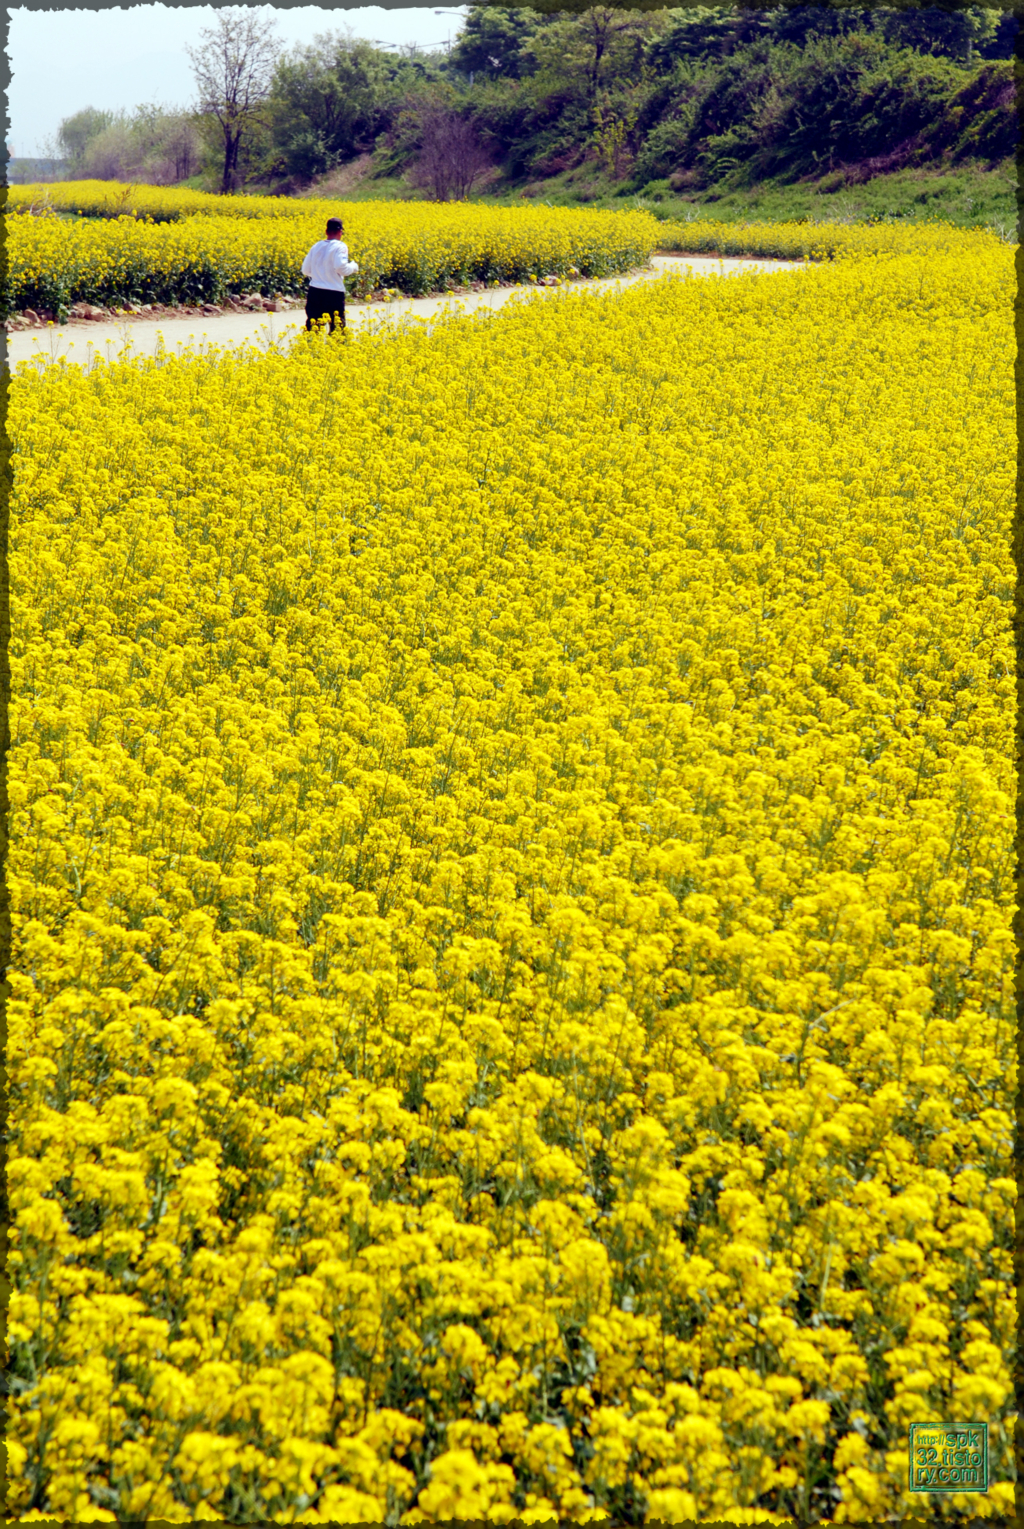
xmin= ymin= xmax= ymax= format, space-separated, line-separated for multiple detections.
xmin=7 ymin=5 xmax=470 ymax=157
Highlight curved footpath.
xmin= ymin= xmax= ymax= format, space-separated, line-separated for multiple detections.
xmin=6 ymin=253 xmax=804 ymax=370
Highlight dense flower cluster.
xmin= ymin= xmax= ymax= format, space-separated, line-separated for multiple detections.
xmin=7 ymin=232 xmax=1015 ymax=1524
xmin=657 ymin=216 xmax=1009 ymax=263
xmin=6 ymin=214 xmax=307 ymax=318
xmin=8 ymin=180 xmax=380 ymax=222
xmin=5 ymin=188 xmax=658 ymax=318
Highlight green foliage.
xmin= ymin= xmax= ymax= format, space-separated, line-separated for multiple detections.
xmin=449 ymin=7 xmax=543 ymax=81
xmin=629 ymin=31 xmax=1015 ymax=190
xmin=435 ymin=6 xmax=1016 ymax=202
xmin=524 ymin=7 xmax=667 ymax=103
xmin=52 ymin=3 xmax=1018 ymax=212
xmin=644 ymin=5 xmax=1010 ymax=66
xmin=267 ymin=34 xmax=391 ymax=182
xmin=371 ymin=81 xmax=457 ymax=181
xmin=57 ymin=107 xmax=119 ymax=167
xmin=876 ymin=4 xmax=1002 ymax=63
xmin=938 ymin=60 xmax=1017 ymax=162
xmin=462 ymin=78 xmax=564 ymax=180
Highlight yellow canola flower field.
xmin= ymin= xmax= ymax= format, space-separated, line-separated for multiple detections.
xmin=5 ymin=187 xmax=658 ymax=316
xmin=656 ymin=216 xmax=1009 ymax=263
xmin=7 ymin=237 xmax=1015 ymax=1524
xmin=9 ymin=180 xmax=1009 ymax=264
xmin=9 ymin=178 xmax=377 ymax=221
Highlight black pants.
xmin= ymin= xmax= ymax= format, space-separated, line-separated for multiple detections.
xmin=305 ymin=287 xmax=345 ymax=333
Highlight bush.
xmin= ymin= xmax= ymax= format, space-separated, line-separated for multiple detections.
xmin=941 ymin=60 xmax=1017 ymax=162
xmin=630 ymin=31 xmax=1008 ymax=191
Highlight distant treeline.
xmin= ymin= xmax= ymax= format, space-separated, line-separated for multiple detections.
xmin=49 ymin=4 xmax=1017 ymax=197
xmin=7 ymin=158 xmax=71 ymax=185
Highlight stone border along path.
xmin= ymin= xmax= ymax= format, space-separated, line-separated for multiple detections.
xmin=5 ymin=253 xmax=805 ymax=370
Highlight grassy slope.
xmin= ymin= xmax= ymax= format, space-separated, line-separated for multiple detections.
xmin=309 ymin=156 xmax=1016 ymax=237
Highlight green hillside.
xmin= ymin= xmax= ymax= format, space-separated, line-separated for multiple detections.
xmin=53 ymin=4 xmax=1018 ymax=234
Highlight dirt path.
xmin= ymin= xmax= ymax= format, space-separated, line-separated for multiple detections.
xmin=6 ymin=253 xmax=805 ymax=370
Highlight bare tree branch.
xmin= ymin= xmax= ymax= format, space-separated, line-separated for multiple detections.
xmin=409 ymin=102 xmax=491 ymax=202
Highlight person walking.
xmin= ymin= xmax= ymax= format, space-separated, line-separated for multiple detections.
xmin=302 ymin=217 xmax=359 ymax=335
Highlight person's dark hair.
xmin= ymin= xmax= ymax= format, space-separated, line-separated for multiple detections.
xmin=326 ymin=217 xmax=343 ymax=235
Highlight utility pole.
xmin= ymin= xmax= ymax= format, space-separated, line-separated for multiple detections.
xmin=435 ymin=10 xmax=464 ymax=58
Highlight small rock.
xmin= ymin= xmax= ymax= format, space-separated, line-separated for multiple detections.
xmin=202 ymin=304 xmax=223 ymax=315
xmin=22 ymin=308 xmax=39 ymax=323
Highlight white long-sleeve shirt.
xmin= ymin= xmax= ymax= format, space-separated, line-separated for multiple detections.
xmin=301 ymin=238 xmax=359 ymax=294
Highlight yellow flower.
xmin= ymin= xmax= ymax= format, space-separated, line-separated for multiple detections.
xmin=6 ymin=216 xmax=1014 ymax=1524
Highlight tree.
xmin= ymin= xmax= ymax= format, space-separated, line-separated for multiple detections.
xmin=268 ymin=30 xmax=389 ymax=181
xmin=64 ymin=104 xmax=203 ymax=185
xmin=161 ymin=113 xmax=203 ymax=182
xmin=877 ymin=5 xmax=1000 ymax=65
xmin=526 ymin=7 xmax=670 ymax=104
xmin=58 ymin=107 xmax=119 ymax=169
xmin=449 ymin=6 xmax=542 ymax=81
xmin=643 ymin=5 xmax=1005 ymax=71
xmin=187 ymin=8 xmax=280 ymax=193
xmin=407 ymin=98 xmax=492 ymax=199
xmin=78 ymin=119 xmax=135 ymax=181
